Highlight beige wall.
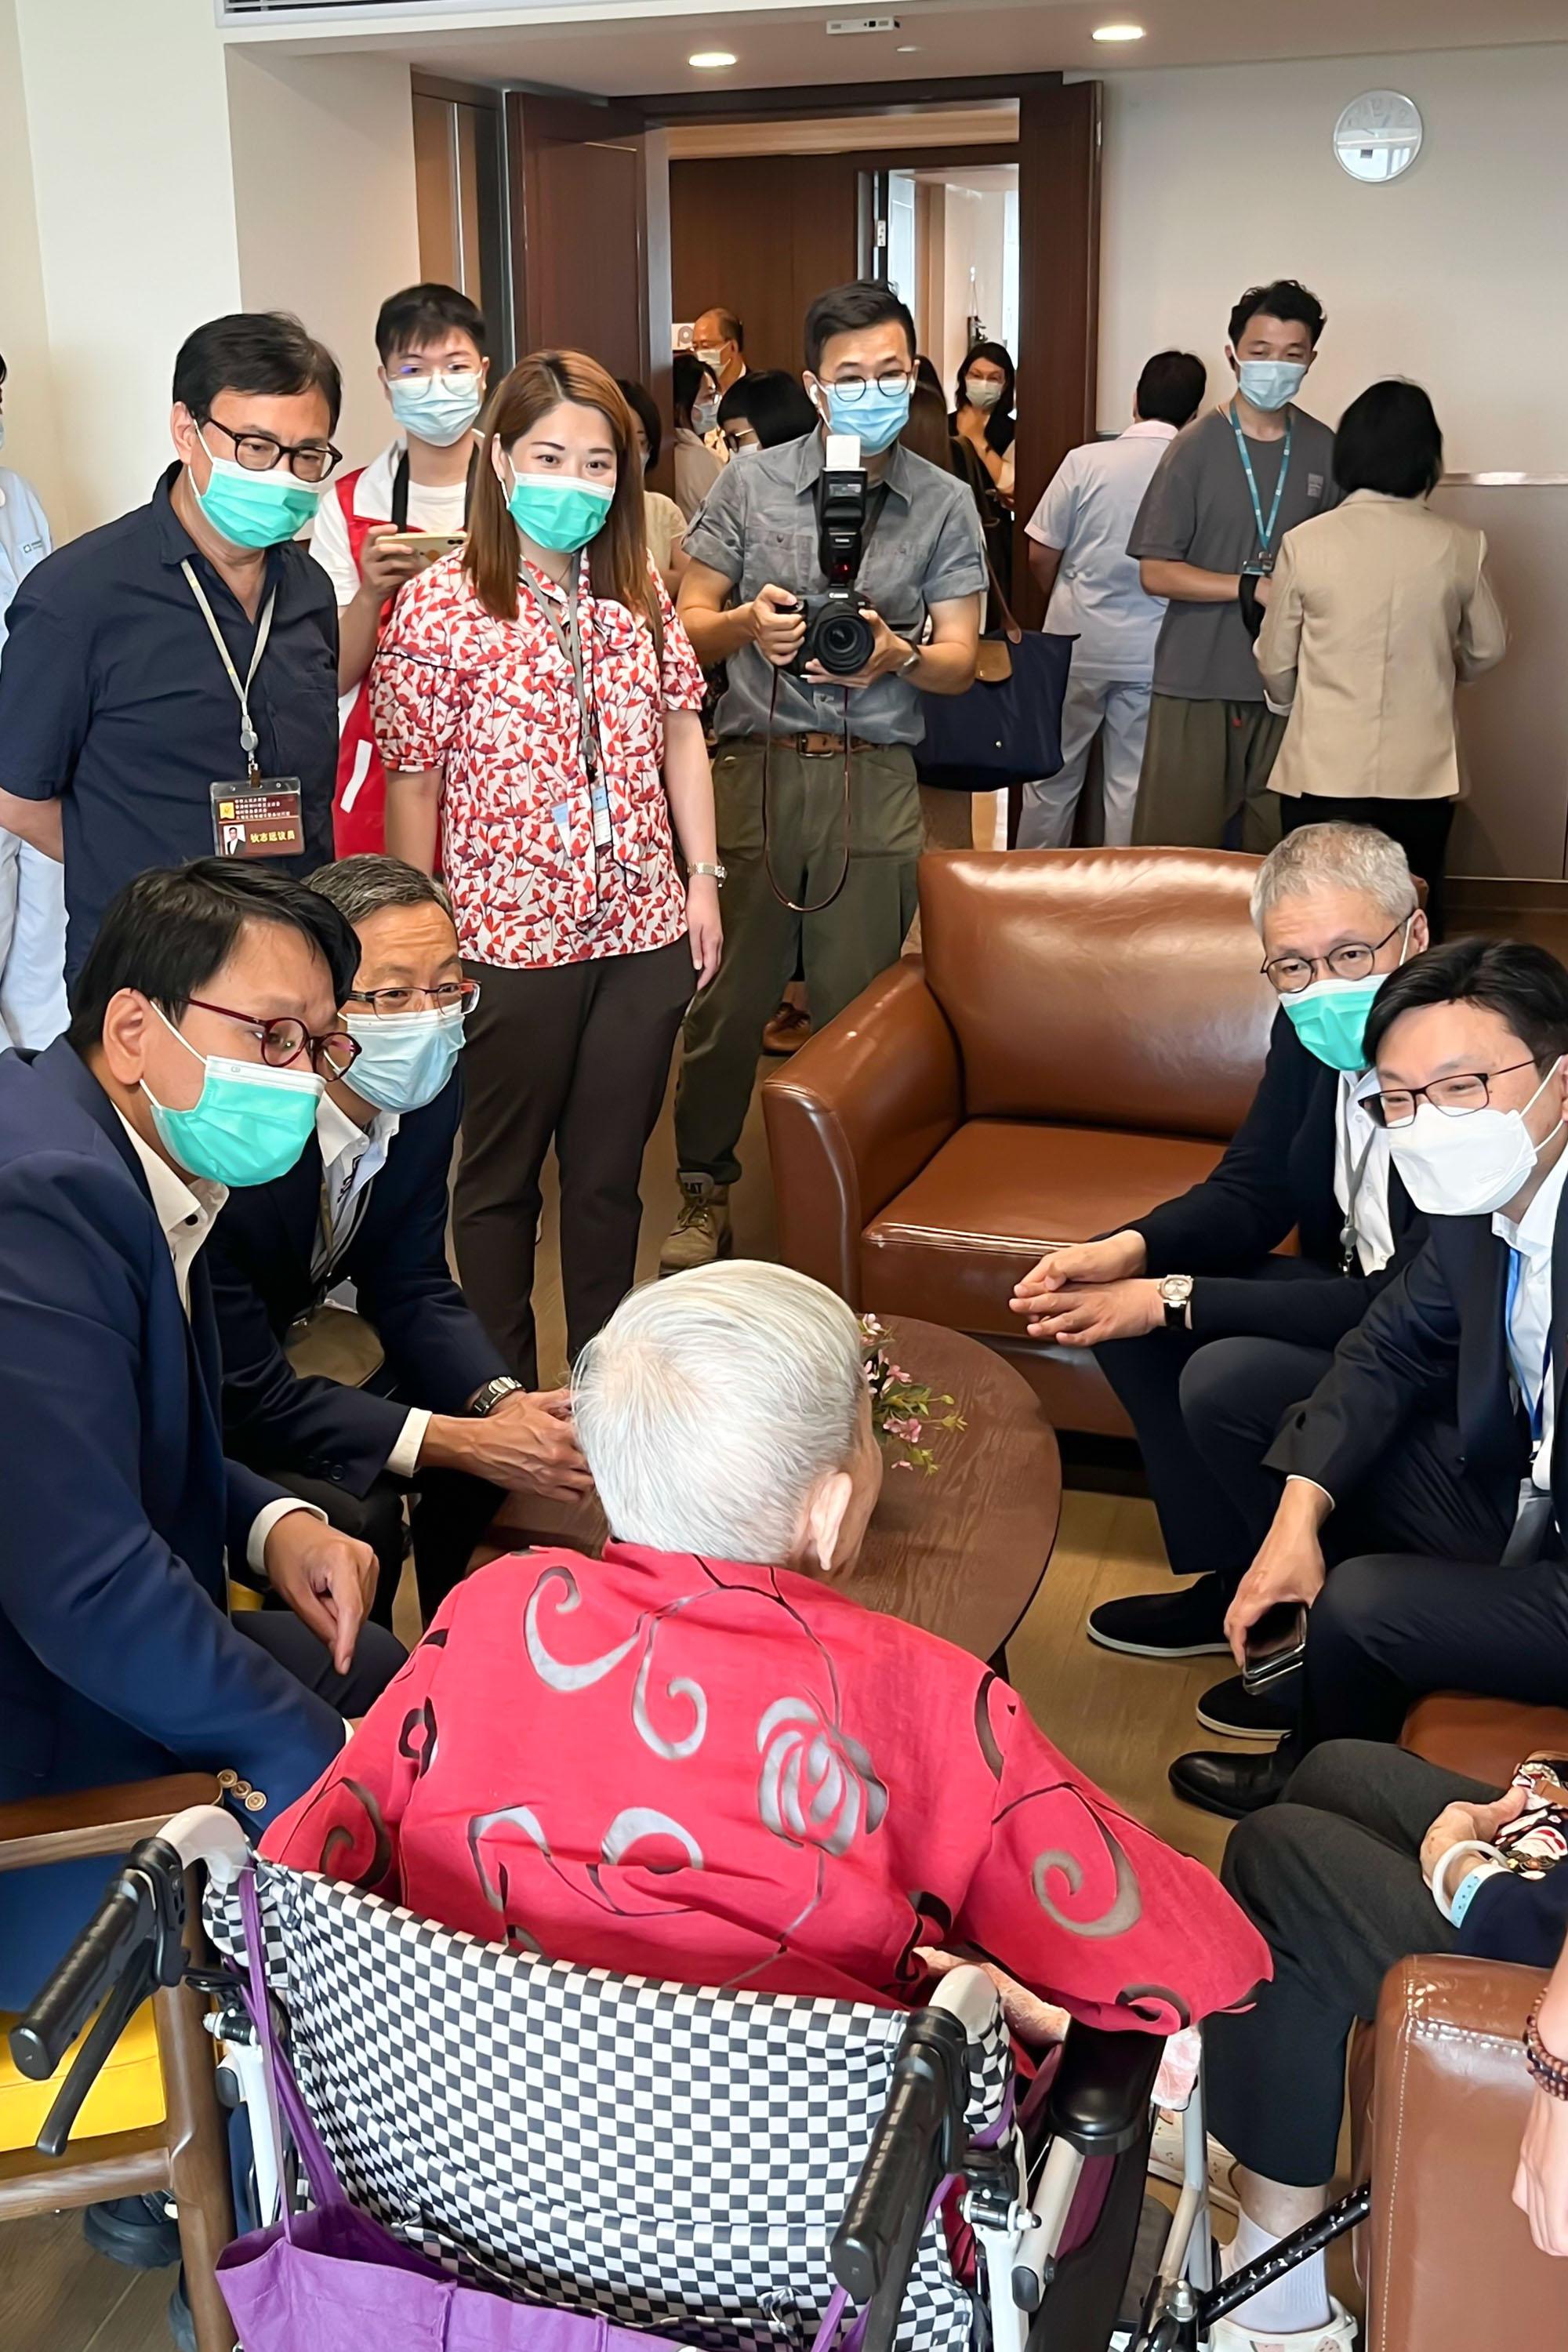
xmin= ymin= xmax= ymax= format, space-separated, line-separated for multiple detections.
xmin=0 ymin=0 xmax=67 ymax=532
xmin=226 ymin=49 xmax=423 ymax=475
xmin=1091 ymin=42 xmax=1568 ymax=475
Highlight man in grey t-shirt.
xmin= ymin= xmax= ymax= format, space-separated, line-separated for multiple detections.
xmin=1127 ymin=278 xmax=1339 ymax=851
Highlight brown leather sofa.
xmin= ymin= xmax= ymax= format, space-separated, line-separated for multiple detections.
xmin=762 ymin=848 xmax=1278 ymax=1436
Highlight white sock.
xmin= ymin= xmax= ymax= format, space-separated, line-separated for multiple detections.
xmin=1221 ymin=2206 xmax=1333 ymax=2336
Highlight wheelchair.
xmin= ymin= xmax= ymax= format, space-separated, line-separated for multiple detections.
xmin=10 ymin=1802 xmax=1367 ymax=2352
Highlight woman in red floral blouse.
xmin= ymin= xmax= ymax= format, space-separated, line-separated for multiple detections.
xmin=373 ymin=350 xmax=721 ymax=1383
xmin=267 ymin=1262 xmax=1269 ymax=2038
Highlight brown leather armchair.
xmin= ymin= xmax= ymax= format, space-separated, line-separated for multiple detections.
xmin=762 ymin=848 xmax=1277 ymax=1436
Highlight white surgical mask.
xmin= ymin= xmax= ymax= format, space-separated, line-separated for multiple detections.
xmin=964 ymin=377 xmax=1004 ymax=411
xmin=695 ymin=347 xmax=726 ymax=376
xmin=1236 ymin=358 xmax=1308 ymax=413
xmin=1386 ymin=1061 xmax=1564 ymax=1218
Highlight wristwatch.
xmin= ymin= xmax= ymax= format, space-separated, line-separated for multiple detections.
xmin=1158 ymin=1275 xmax=1194 ymax=1330
xmin=689 ymin=861 xmax=728 ymax=887
xmin=896 ymin=644 xmax=922 ymax=676
xmin=470 ymin=1375 xmax=524 ymax=1418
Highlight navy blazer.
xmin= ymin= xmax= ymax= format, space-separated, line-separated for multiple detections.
xmin=0 ymin=1043 xmax=347 ymax=1997
xmin=206 ymin=1073 xmax=506 ymax=1498
xmin=1268 ymin=1196 xmax=1568 ymax=1530
xmin=1131 ymin=1010 xmax=1426 ymax=1351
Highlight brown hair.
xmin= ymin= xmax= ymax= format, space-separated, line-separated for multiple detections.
xmin=463 ymin=349 xmax=660 ymax=638
xmin=901 ymin=379 xmax=959 ymax=475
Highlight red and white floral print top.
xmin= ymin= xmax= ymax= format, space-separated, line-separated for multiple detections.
xmin=370 ymin=553 xmax=706 ymax=970
xmin=265 ymin=1543 xmax=1269 ymax=2032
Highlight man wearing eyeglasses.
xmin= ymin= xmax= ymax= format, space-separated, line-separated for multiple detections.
xmin=208 ymin=854 xmax=589 ymax=1625
xmin=1172 ymin=934 xmax=1568 ymax=1819
xmin=0 ymin=311 xmax=343 ymax=993
xmin=1011 ymin=825 xmax=1431 ymax=1737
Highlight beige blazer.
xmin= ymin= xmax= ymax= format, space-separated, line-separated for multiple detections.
xmin=1257 ymin=491 xmax=1507 ymax=802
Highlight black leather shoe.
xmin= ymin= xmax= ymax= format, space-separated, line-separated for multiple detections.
xmin=1087 ymin=1576 xmax=1230 ymax=1659
xmin=82 ymin=2192 xmax=181 ymax=2270
xmin=1168 ymin=1746 xmax=1295 ymax=1819
xmin=1194 ymin=1671 xmax=1296 ymax=1744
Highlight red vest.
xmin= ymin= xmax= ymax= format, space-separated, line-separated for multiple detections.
xmin=331 ymin=468 xmax=390 ymax=857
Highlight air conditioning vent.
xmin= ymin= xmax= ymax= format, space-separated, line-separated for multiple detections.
xmin=219 ymin=0 xmax=609 ymax=21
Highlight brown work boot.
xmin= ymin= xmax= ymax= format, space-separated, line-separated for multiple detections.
xmin=659 ymin=1176 xmax=732 ymax=1276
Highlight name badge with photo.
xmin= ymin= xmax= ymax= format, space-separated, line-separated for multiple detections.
xmin=210 ymin=779 xmax=305 ymax=861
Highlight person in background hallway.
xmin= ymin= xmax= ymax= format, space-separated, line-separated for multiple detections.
xmin=0 ymin=311 xmax=342 ymax=989
xmin=663 ymin=281 xmax=983 ymax=1275
xmin=375 ymin=350 xmax=721 ymax=1386
xmin=1260 ymin=379 xmax=1506 ymax=938
xmin=950 ymin=340 xmax=1017 ymax=506
xmin=617 ymin=377 xmax=689 ymax=591
xmin=310 ymin=284 xmax=489 ymax=857
xmin=692 ymin=305 xmax=747 ymax=401
xmin=209 ymin=855 xmax=588 ymax=1627
xmin=1019 ymin=350 xmax=1207 ymax=850
xmin=0 ymin=346 xmax=67 ymax=1051
xmin=673 ymin=351 xmax=724 ymax=521
xmin=717 ymin=369 xmax=818 ymax=457
xmin=1010 ymin=826 xmax=1428 ymax=1740
xmin=1170 ymin=938 xmax=1568 ymax=1821
xmin=1129 ymin=280 xmax=1340 ymax=854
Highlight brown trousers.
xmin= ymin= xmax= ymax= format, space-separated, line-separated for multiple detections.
xmin=454 ymin=938 xmax=695 ymax=1384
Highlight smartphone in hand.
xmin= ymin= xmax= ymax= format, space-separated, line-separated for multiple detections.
xmin=1242 ymin=1601 xmax=1308 ymax=1693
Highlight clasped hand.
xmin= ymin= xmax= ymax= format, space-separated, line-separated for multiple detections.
xmin=1008 ymin=1231 xmax=1157 ymax=1345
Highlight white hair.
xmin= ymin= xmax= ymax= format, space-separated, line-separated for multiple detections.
xmin=572 ymin=1261 xmax=865 ymax=1562
xmin=1250 ymin=822 xmax=1418 ymax=934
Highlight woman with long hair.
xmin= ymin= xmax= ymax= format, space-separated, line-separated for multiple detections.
xmin=374 ymin=350 xmax=722 ymax=1385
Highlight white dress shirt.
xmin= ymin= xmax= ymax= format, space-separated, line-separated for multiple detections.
xmin=1334 ymin=1074 xmax=1396 ymax=1275
xmin=1026 ymin=421 xmax=1178 ymax=683
xmin=113 ymin=1110 xmax=323 ymax=1570
xmin=314 ymin=1094 xmax=428 ymax=1479
xmin=1494 ymin=1138 xmax=1568 ymax=1494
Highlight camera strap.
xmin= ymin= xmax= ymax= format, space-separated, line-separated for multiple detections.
xmin=760 ymin=671 xmax=853 ymax=914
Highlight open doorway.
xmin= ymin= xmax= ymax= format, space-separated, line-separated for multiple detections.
xmin=873 ymin=161 xmax=1019 ymax=405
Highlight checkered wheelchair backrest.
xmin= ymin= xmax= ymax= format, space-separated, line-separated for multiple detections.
xmin=220 ymin=1864 xmax=1011 ymax=2352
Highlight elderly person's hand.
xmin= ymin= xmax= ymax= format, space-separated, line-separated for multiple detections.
xmin=1418 ymin=1785 xmax=1526 ymax=1887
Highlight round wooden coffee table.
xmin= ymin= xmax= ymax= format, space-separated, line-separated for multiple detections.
xmin=483 ymin=1316 xmax=1061 ymax=1669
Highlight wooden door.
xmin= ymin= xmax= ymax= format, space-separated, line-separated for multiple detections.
xmin=506 ymin=93 xmax=669 ymax=394
xmin=1015 ymin=82 xmax=1102 ymax=625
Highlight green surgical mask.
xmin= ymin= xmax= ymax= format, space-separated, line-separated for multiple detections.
xmin=193 ymin=430 xmax=323 ymax=550
xmin=142 ymin=1007 xmax=322 ymax=1187
xmin=1281 ymin=974 xmax=1386 ymax=1072
xmin=506 ymin=463 xmax=614 ymax=554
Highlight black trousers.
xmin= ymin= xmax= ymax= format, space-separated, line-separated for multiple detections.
xmin=234 ymin=1605 xmax=405 ymax=1716
xmin=1205 ymin=1741 xmax=1490 ymax=2185
xmin=275 ymin=1464 xmax=502 ymax=1629
xmin=454 ymin=940 xmax=695 ymax=1385
xmin=1282 ymin=793 xmax=1454 ymax=938
xmin=1097 ymin=1306 xmax=1333 ymax=1587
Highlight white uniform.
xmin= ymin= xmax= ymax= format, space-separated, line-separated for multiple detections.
xmin=0 ymin=465 xmax=67 ymax=1051
xmin=1018 ymin=421 xmax=1178 ymax=851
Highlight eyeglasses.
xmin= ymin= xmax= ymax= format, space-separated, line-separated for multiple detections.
xmin=1261 ymin=919 xmax=1410 ymax=996
xmin=183 ymin=997 xmax=361 ymax=1077
xmin=1366 ymin=1058 xmax=1541 ymax=1129
xmin=344 ymin=980 xmax=481 ymax=1018
xmin=387 ymin=361 xmax=482 ymax=387
xmin=200 ymin=417 xmax=343 ymax=484
xmin=822 ymin=372 xmax=916 ymax=401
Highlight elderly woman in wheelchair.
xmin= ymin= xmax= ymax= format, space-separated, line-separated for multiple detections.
xmin=20 ymin=1262 xmax=1275 ymax=2352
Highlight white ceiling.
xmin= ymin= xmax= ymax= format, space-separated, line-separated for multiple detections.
xmin=234 ymin=0 xmax=1568 ymax=98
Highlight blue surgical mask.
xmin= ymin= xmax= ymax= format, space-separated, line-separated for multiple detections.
xmin=388 ymin=371 xmax=484 ymax=449
xmin=1282 ymin=975 xmax=1386 ymax=1073
xmin=193 ymin=430 xmax=322 ymax=550
xmin=342 ymin=1005 xmax=465 ymax=1112
xmin=506 ymin=464 xmax=614 ymax=554
xmin=1236 ymin=359 xmax=1308 ymax=413
xmin=693 ymin=398 xmax=719 ymax=436
xmin=822 ymin=379 xmax=913 ymax=456
xmin=141 ymin=1007 xmax=322 ymax=1187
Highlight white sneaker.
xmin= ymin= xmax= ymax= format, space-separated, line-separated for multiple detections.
xmin=1147 ymin=2107 xmax=1239 ymax=2214
xmin=1210 ymin=2296 xmax=1357 ymax=2352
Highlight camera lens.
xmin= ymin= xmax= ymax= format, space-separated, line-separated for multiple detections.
xmin=813 ymin=610 xmax=877 ymax=676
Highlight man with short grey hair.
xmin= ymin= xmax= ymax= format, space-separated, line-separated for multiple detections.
xmin=209 ymin=851 xmax=589 ymax=1623
xmin=1010 ymin=823 xmax=1431 ymax=1730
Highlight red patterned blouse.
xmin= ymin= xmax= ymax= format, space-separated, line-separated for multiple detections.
xmin=369 ymin=554 xmax=706 ymax=970
xmin=264 ymin=1544 xmax=1269 ymax=2034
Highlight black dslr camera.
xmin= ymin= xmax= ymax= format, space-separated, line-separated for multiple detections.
xmin=785 ymin=455 xmax=876 ymax=678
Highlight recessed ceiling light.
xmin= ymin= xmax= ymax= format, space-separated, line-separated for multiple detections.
xmin=1092 ymin=21 xmax=1145 ymax=39
xmin=688 ymin=49 xmax=738 ymax=69
xmin=897 ymin=43 xmax=919 ymax=52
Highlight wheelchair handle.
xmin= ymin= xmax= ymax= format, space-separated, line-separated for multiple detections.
xmin=9 ymin=1835 xmax=185 ymax=2081
xmin=832 ymin=2007 xmax=970 ymax=2306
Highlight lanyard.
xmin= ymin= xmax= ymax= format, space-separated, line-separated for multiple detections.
xmin=1338 ymin=1123 xmax=1381 ymax=1275
xmin=182 ymin=559 xmax=276 ymax=782
xmin=1229 ymin=402 xmax=1293 ymax=561
xmin=1505 ymin=1244 xmax=1554 ymax=1450
xmin=517 ymin=563 xmax=600 ymax=784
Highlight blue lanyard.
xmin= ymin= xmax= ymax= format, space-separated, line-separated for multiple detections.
xmin=1505 ymin=1245 xmax=1553 ymax=1447
xmin=1229 ymin=402 xmax=1293 ymax=559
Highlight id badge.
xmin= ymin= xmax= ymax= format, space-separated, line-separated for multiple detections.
xmin=211 ymin=779 xmax=305 ymax=861
xmin=1241 ymin=550 xmax=1276 ymax=579
xmin=590 ymin=781 xmax=612 ymax=851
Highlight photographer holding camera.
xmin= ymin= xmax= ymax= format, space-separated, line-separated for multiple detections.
xmin=662 ymin=281 xmax=985 ymax=1270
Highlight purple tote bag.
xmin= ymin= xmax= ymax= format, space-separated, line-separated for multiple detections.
xmin=215 ymin=1872 xmax=695 ymax=2352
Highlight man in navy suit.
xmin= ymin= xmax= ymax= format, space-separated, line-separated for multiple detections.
xmin=1174 ymin=938 xmax=1568 ymax=1817
xmin=1009 ymin=823 xmax=1429 ymax=1740
xmin=0 ymin=859 xmax=405 ymax=2015
xmin=208 ymin=855 xmax=589 ymax=1624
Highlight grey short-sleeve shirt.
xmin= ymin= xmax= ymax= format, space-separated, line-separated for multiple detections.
xmin=1127 ymin=405 xmax=1341 ymax=702
xmin=682 ymin=430 xmax=986 ymax=746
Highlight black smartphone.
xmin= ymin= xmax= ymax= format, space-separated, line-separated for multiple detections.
xmin=1242 ymin=1602 xmax=1308 ymax=1692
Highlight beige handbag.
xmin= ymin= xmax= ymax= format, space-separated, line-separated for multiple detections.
xmin=284 ymin=1302 xmax=385 ymax=1389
